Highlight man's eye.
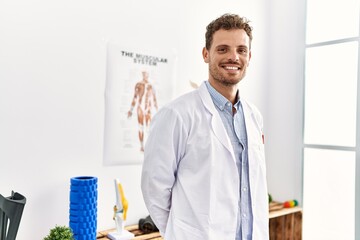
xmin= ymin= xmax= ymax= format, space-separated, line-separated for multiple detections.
xmin=238 ymin=49 xmax=248 ymax=54
xmin=218 ymin=48 xmax=226 ymax=53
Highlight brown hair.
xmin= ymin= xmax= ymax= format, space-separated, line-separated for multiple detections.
xmin=205 ymin=13 xmax=253 ymax=50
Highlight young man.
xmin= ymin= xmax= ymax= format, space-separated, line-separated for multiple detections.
xmin=141 ymin=13 xmax=269 ymax=240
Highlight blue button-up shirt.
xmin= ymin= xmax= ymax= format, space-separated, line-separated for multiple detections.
xmin=205 ymin=81 xmax=253 ymax=240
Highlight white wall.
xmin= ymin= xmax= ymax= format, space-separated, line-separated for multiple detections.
xmin=1 ymin=0 xmax=308 ymax=239
xmin=265 ymin=0 xmax=306 ymax=203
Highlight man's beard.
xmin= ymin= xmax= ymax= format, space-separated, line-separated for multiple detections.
xmin=208 ymin=61 xmax=246 ymax=86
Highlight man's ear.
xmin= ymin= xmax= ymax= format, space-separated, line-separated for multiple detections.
xmin=202 ymin=47 xmax=209 ymax=63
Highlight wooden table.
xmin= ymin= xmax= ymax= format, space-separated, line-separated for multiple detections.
xmin=269 ymin=206 xmax=302 ymax=240
xmin=97 ymin=205 xmax=302 ymax=240
xmin=97 ymin=225 xmax=162 ymax=240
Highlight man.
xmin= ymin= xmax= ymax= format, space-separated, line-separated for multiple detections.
xmin=127 ymin=71 xmax=158 ymax=152
xmin=141 ymin=13 xmax=268 ymax=239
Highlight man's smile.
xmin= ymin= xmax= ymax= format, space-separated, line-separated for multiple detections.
xmin=221 ymin=64 xmax=242 ymax=71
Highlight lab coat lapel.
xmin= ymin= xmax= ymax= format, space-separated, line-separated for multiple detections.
xmin=198 ymin=82 xmax=236 ymax=161
xmin=241 ymin=99 xmax=258 ymax=199
xmin=241 ymin=98 xmax=262 ymax=147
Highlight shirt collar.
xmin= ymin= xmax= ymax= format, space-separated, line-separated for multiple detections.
xmin=205 ymin=81 xmax=241 ymax=112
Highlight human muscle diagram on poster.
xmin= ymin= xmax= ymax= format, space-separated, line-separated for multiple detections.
xmin=104 ymin=41 xmax=177 ymax=165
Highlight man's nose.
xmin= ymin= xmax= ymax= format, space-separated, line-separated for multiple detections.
xmin=228 ymin=50 xmax=239 ymax=62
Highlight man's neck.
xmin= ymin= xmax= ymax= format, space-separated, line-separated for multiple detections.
xmin=208 ymin=80 xmax=238 ymax=104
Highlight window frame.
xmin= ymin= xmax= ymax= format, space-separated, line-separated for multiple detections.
xmin=303 ymin=1 xmax=360 ymax=239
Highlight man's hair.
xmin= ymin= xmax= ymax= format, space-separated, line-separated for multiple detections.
xmin=205 ymin=13 xmax=253 ymax=50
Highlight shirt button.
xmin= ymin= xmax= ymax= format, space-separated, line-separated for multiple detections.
xmin=243 ymin=187 xmax=247 ymax=191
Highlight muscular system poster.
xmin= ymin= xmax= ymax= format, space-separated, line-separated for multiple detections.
xmin=104 ymin=42 xmax=176 ymax=165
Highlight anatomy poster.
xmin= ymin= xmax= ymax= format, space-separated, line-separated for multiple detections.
xmin=103 ymin=42 xmax=176 ymax=165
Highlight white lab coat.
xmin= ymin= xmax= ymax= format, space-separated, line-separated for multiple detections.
xmin=141 ymin=82 xmax=269 ymax=240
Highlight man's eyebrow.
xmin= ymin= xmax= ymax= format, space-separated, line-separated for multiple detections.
xmin=215 ymin=44 xmax=249 ymax=49
xmin=215 ymin=44 xmax=229 ymax=48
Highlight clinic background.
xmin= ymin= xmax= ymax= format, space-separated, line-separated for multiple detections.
xmin=0 ymin=0 xmax=305 ymax=239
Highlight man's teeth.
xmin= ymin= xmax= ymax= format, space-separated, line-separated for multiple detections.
xmin=224 ymin=66 xmax=239 ymax=70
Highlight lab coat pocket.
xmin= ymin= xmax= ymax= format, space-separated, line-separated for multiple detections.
xmin=173 ymin=217 xmax=204 ymax=239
